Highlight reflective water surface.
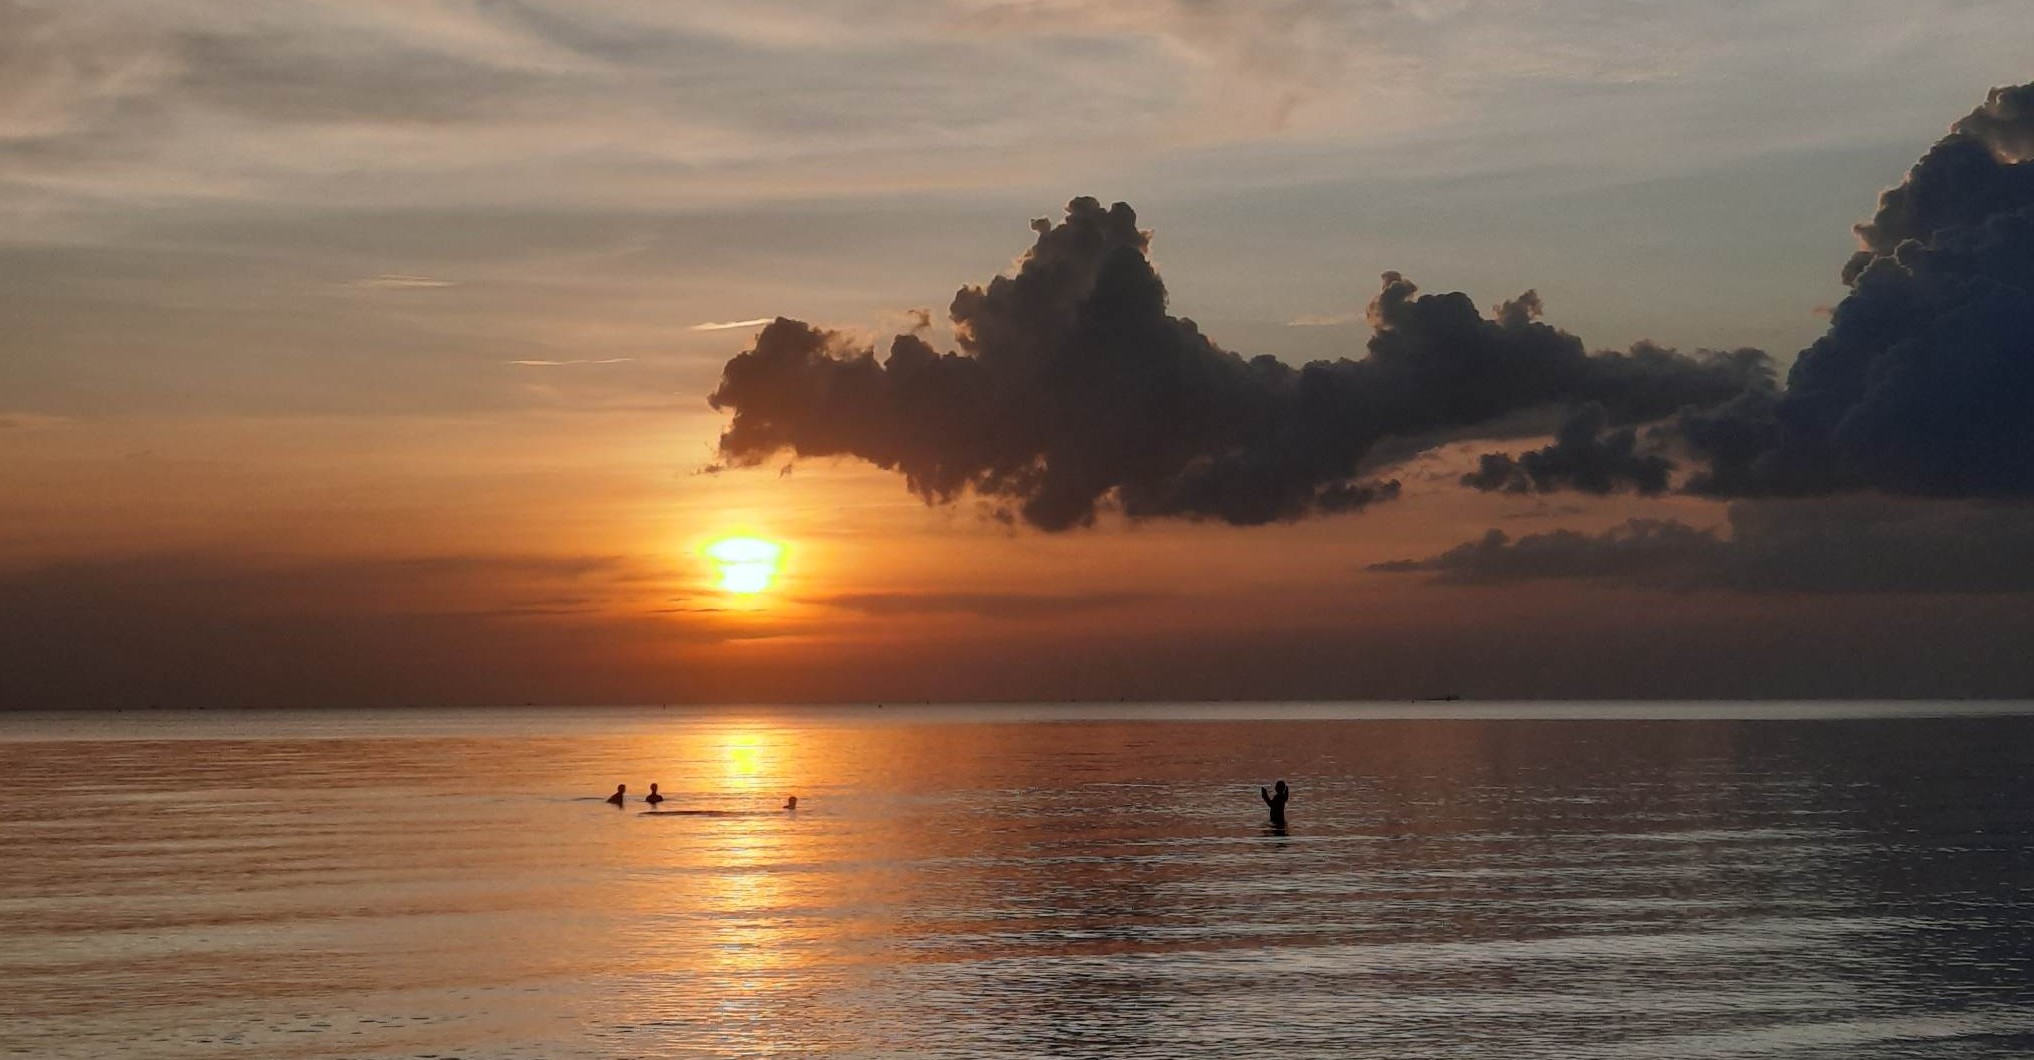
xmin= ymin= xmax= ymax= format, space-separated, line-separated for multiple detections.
xmin=2 ymin=703 xmax=2030 ymax=1059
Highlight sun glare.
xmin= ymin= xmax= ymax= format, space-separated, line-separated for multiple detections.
xmin=705 ymin=536 xmax=785 ymax=595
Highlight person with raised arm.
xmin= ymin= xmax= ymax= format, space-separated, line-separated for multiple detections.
xmin=1260 ymin=779 xmax=1290 ymax=828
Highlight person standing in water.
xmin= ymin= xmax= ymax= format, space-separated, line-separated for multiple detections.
xmin=645 ymin=783 xmax=664 ymax=808
xmin=1260 ymin=780 xmax=1290 ymax=828
xmin=783 ymin=795 xmax=798 ymax=811
xmin=606 ymin=784 xmax=626 ymax=807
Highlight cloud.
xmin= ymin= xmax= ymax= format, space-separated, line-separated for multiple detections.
xmin=0 ymin=550 xmax=636 ymax=615
xmin=0 ymin=411 xmax=72 ymax=430
xmin=1284 ymin=313 xmax=1363 ymax=327
xmin=742 ymin=78 xmax=2034 ymax=520
xmin=1675 ymin=81 xmax=2034 ymax=499
xmin=0 ymin=3 xmax=175 ymax=144
xmin=1370 ymin=518 xmax=1726 ymax=586
xmin=1373 ymin=498 xmax=2034 ymax=595
xmin=1844 ymin=83 xmax=2034 ymax=282
xmin=813 ymin=590 xmax=1161 ymax=620
xmin=947 ymin=0 xmax=1710 ymax=134
xmin=349 ymin=273 xmax=460 ymax=289
xmin=3 ymin=0 xmax=2027 ymax=232
xmin=175 ymin=24 xmax=558 ymax=128
xmin=707 ymin=197 xmax=1766 ymax=530
xmin=691 ymin=317 xmax=778 ymax=332
xmin=0 ymin=550 xmax=736 ymax=709
xmin=1462 ymin=402 xmax=1673 ymax=496
xmin=1 ymin=1 xmax=1294 ymax=216
xmin=506 ymin=357 xmax=635 ymax=366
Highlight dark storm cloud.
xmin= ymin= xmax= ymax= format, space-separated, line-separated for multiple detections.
xmin=1950 ymin=82 xmax=2034 ymax=158
xmin=1373 ymin=498 xmax=2034 ymax=595
xmin=1461 ymin=402 xmax=1673 ymax=496
xmin=708 ymin=198 xmax=1767 ymax=530
xmin=708 ymin=84 xmax=2034 ymax=524
xmin=1460 ymin=78 xmax=2034 ymax=511
xmin=1374 ymin=81 xmax=2034 ymax=505
xmin=1677 ymin=81 xmax=2034 ymax=499
xmin=1844 ymin=83 xmax=2034 ymax=282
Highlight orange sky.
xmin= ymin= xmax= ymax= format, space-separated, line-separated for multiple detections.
xmin=4 ymin=3 xmax=2034 ymax=706
xmin=8 ymin=397 xmax=2032 ymax=706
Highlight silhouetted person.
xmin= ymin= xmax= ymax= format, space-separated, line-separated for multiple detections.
xmin=783 ymin=795 xmax=798 ymax=811
xmin=606 ymin=784 xmax=626 ymax=807
xmin=645 ymin=783 xmax=664 ymax=807
xmin=1261 ymin=780 xmax=1289 ymax=828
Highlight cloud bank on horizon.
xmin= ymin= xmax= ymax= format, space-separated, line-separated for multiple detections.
xmin=707 ymin=83 xmax=2034 ymax=531
xmin=1371 ymin=499 xmax=2034 ymax=595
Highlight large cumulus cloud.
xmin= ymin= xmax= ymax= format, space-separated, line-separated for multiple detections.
xmin=709 ymin=83 xmax=2034 ymax=526
xmin=1376 ymin=82 xmax=2034 ymax=597
xmin=708 ymin=197 xmax=1765 ymax=529
xmin=1678 ymin=82 xmax=2034 ymax=498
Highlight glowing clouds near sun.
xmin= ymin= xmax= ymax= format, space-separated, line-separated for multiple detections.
xmin=705 ymin=537 xmax=785 ymax=595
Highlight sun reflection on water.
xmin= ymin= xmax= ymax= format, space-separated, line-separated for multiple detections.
xmin=720 ymin=731 xmax=768 ymax=794
xmin=595 ymin=720 xmax=864 ymax=1055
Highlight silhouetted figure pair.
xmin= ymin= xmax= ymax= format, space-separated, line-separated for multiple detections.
xmin=1261 ymin=779 xmax=1290 ymax=828
xmin=609 ymin=783 xmax=669 ymax=807
xmin=611 ymin=784 xmax=796 ymax=810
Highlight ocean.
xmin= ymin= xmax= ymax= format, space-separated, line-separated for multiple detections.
xmin=2 ymin=702 xmax=2030 ymax=1059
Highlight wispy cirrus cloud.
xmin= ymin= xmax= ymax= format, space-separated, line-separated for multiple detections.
xmin=348 ymin=274 xmax=460 ymax=290
xmin=814 ymin=590 xmax=1161 ymax=620
xmin=0 ymin=412 xmax=73 ymax=431
xmin=506 ymin=357 xmax=635 ymax=366
xmin=12 ymin=0 xmax=2014 ymax=225
xmin=690 ymin=317 xmax=777 ymax=332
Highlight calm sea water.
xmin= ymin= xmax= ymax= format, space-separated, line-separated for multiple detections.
xmin=1 ymin=703 xmax=2030 ymax=1059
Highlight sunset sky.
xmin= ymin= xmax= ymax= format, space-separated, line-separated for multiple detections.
xmin=6 ymin=1 xmax=2034 ymax=707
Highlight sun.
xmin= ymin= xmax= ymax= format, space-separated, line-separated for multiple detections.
xmin=704 ymin=536 xmax=785 ymax=595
